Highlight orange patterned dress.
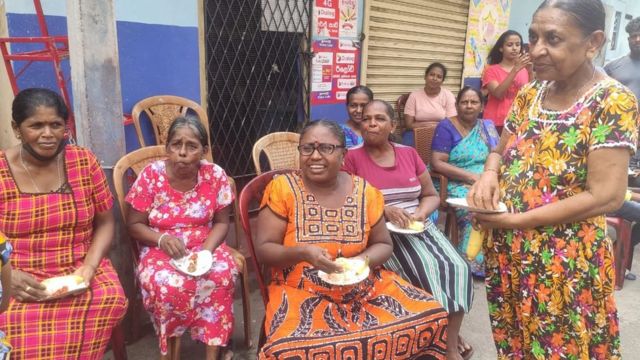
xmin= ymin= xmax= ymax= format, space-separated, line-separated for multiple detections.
xmin=259 ymin=172 xmax=448 ymax=359
xmin=0 ymin=146 xmax=128 ymax=360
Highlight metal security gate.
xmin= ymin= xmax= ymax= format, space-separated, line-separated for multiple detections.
xmin=204 ymin=0 xmax=311 ymax=182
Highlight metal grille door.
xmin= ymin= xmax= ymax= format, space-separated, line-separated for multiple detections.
xmin=204 ymin=0 xmax=311 ymax=182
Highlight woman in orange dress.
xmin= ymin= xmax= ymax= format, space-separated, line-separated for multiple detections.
xmin=0 ymin=88 xmax=127 ymax=359
xmin=255 ymin=120 xmax=449 ymax=359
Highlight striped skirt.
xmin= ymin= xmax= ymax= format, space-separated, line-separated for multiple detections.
xmin=384 ymin=221 xmax=473 ymax=313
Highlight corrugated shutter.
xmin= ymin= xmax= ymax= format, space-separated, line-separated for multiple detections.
xmin=362 ymin=0 xmax=469 ymax=107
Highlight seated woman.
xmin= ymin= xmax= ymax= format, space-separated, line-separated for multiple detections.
xmin=0 ymin=88 xmax=127 ymax=359
xmin=403 ymin=62 xmax=457 ymax=145
xmin=255 ymin=120 xmax=449 ymax=359
xmin=126 ymin=116 xmax=237 ymax=360
xmin=344 ymin=100 xmax=474 ymax=360
xmin=431 ymin=87 xmax=500 ymax=276
xmin=341 ymin=85 xmax=373 ymax=148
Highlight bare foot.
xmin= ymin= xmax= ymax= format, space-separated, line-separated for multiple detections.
xmin=457 ymin=335 xmax=473 ymax=360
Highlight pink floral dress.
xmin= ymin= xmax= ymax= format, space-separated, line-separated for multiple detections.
xmin=125 ymin=160 xmax=237 ymax=354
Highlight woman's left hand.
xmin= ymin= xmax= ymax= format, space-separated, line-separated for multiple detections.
xmin=411 ymin=213 xmax=427 ymax=223
xmin=472 ymin=212 xmax=523 ymax=230
xmin=73 ymin=264 xmax=97 ymax=284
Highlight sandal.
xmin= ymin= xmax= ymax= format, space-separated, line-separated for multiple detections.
xmin=468 ymin=261 xmax=485 ymax=279
xmin=625 ymin=272 xmax=637 ymax=281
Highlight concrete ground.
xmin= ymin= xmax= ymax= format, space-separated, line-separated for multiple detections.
xmin=105 ymin=241 xmax=640 ymax=360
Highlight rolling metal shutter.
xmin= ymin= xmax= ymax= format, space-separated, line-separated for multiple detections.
xmin=361 ymin=0 xmax=470 ymax=106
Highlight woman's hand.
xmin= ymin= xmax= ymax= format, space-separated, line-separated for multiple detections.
xmin=466 ymin=173 xmax=480 ymax=185
xmin=384 ymin=206 xmax=413 ymax=228
xmin=514 ymin=53 xmax=532 ymax=72
xmin=472 ymin=212 xmax=523 ymax=230
xmin=302 ymin=245 xmax=342 ymax=274
xmin=411 ymin=213 xmax=427 ymax=223
xmin=73 ymin=264 xmax=97 ymax=285
xmin=11 ymin=269 xmax=47 ymax=302
xmin=158 ymin=234 xmax=187 ymax=260
xmin=467 ymin=170 xmax=500 ymax=210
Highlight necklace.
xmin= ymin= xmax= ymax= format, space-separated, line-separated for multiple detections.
xmin=19 ymin=147 xmax=62 ymax=193
xmin=543 ymin=65 xmax=597 ymax=108
xmin=452 ymin=117 xmax=475 ymax=137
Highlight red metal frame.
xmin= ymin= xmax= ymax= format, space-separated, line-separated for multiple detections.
xmin=0 ymin=0 xmax=75 ymax=137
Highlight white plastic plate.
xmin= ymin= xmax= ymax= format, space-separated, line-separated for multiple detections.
xmin=318 ymin=258 xmax=370 ymax=286
xmin=170 ymin=250 xmax=213 ymax=277
xmin=446 ymin=197 xmax=508 ymax=214
xmin=41 ymin=275 xmax=88 ymax=301
xmin=386 ymin=222 xmax=424 ymax=234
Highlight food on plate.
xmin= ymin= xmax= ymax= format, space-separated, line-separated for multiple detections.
xmin=407 ymin=221 xmax=425 ymax=232
xmin=326 ymin=257 xmax=369 ymax=283
xmin=187 ymin=253 xmax=198 ymax=273
xmin=41 ymin=275 xmax=86 ymax=298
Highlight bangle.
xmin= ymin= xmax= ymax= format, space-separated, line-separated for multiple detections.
xmin=157 ymin=233 xmax=170 ymax=247
xmin=84 ymin=263 xmax=97 ymax=271
xmin=484 ymin=168 xmax=499 ymax=173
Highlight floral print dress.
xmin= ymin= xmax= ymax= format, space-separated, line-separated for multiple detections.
xmin=487 ymin=79 xmax=638 ymax=360
xmin=126 ymin=160 xmax=237 ymax=355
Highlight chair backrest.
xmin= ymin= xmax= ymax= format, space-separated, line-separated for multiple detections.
xmin=395 ymin=93 xmax=410 ymax=137
xmin=252 ymin=132 xmax=300 ymax=175
xmin=238 ymin=169 xmax=293 ymax=306
xmin=414 ymin=123 xmax=439 ymax=166
xmin=131 ymin=95 xmax=212 ymax=161
xmin=113 ymin=145 xmax=168 ymax=262
xmin=113 ymin=145 xmax=243 ymax=263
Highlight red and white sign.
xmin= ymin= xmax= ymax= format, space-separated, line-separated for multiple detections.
xmin=311 ymin=39 xmax=360 ymax=105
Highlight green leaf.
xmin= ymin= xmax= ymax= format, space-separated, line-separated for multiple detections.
xmin=592 ymin=124 xmax=612 ymax=143
xmin=561 ymin=127 xmax=579 ymax=150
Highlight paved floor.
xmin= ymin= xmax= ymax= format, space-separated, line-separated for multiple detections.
xmin=104 ymin=243 xmax=640 ymax=360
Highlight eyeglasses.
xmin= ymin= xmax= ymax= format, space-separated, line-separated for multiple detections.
xmin=297 ymin=143 xmax=345 ymax=156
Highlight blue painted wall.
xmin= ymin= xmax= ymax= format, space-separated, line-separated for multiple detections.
xmin=5 ymin=0 xmax=200 ymax=151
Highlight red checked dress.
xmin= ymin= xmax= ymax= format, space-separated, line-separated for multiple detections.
xmin=125 ymin=160 xmax=237 ymax=355
xmin=0 ymin=145 xmax=128 ymax=360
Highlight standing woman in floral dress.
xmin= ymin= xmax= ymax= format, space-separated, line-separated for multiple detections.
xmin=468 ymin=0 xmax=638 ymax=358
xmin=126 ymin=117 xmax=237 ymax=360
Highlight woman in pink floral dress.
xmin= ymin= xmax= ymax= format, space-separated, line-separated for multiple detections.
xmin=126 ymin=117 xmax=237 ymax=360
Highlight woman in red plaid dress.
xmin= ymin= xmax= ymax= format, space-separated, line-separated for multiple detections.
xmin=0 ymin=88 xmax=128 ymax=359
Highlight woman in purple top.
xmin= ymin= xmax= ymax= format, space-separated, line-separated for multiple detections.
xmin=431 ymin=87 xmax=500 ymax=276
xmin=343 ymin=100 xmax=474 ymax=360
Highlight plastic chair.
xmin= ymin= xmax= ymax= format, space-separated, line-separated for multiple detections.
xmin=252 ymin=132 xmax=300 ymax=175
xmin=395 ymin=93 xmax=410 ymax=139
xmin=413 ymin=124 xmax=459 ymax=246
xmin=131 ymin=95 xmax=210 ymax=156
xmin=606 ymin=216 xmax=633 ymax=290
xmin=113 ymin=146 xmax=252 ymax=347
xmin=238 ymin=169 xmax=292 ymax=348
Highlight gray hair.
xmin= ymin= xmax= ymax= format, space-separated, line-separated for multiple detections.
xmin=166 ymin=116 xmax=209 ymax=147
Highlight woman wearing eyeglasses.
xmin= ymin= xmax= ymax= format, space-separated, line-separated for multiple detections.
xmin=343 ymin=100 xmax=474 ymax=360
xmin=255 ymin=120 xmax=449 ymax=359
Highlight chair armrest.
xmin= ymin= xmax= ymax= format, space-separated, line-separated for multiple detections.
xmin=430 ymin=170 xmax=449 ymax=209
